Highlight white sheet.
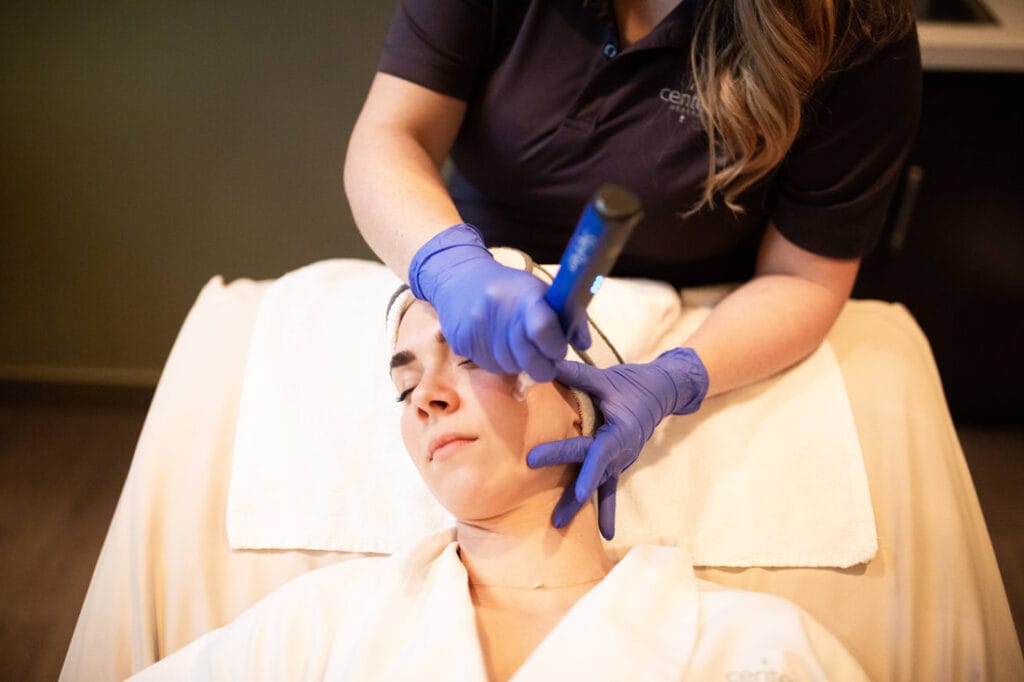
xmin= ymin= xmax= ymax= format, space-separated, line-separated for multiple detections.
xmin=226 ymin=258 xmax=876 ymax=567
xmin=129 ymin=529 xmax=868 ymax=681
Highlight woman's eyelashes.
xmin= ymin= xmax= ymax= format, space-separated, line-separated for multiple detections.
xmin=396 ymin=387 xmax=415 ymax=403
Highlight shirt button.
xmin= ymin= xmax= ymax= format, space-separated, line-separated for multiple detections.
xmin=602 ymin=42 xmax=618 ymax=59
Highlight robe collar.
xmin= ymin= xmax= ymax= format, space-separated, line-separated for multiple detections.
xmin=352 ymin=529 xmax=701 ymax=680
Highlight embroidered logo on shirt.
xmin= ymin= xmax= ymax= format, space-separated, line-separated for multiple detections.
xmin=658 ymin=76 xmax=702 ymax=125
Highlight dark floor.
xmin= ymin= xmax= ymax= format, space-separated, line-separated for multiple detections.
xmin=0 ymin=385 xmax=1021 ymax=681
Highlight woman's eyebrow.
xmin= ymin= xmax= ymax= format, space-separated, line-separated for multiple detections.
xmin=389 ymin=350 xmax=416 ymax=372
xmin=390 ymin=329 xmax=447 ymax=372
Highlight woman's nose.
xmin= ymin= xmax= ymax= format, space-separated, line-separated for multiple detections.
xmin=412 ymin=368 xmax=460 ymax=418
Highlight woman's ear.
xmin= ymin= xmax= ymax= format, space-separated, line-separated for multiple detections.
xmin=556 ymin=383 xmax=584 ymax=436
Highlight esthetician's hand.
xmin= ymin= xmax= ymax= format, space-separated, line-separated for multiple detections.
xmin=527 ymin=349 xmax=708 ymax=539
xmin=408 ymin=223 xmax=589 ymax=381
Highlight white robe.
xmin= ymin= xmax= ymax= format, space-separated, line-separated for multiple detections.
xmin=129 ymin=530 xmax=868 ymax=681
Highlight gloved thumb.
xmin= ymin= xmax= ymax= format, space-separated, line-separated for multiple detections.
xmin=568 ymin=319 xmax=592 ymax=352
xmin=552 ymin=358 xmax=602 ymax=393
xmin=597 ymin=478 xmax=618 ymax=540
xmin=527 ymin=437 xmax=593 ymax=468
xmin=522 ymin=296 xmax=570 ymax=362
xmin=552 ymin=483 xmax=590 ymax=529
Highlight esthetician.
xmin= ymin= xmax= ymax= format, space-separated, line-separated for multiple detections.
xmin=343 ymin=0 xmax=921 ymax=537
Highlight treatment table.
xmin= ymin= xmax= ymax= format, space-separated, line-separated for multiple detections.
xmin=60 ymin=272 xmax=1023 ymax=681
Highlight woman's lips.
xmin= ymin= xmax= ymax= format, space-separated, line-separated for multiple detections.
xmin=428 ymin=434 xmax=477 ymax=462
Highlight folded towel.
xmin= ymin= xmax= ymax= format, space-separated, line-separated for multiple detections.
xmin=227 ymin=259 xmax=876 ymax=567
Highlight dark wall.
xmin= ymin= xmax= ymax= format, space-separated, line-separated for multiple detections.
xmin=1 ymin=2 xmax=389 ymax=379
xmin=855 ymin=71 xmax=1024 ymax=425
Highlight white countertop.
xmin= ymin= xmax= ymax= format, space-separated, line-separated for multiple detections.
xmin=918 ymin=0 xmax=1024 ymax=72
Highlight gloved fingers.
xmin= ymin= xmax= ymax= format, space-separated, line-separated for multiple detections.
xmin=551 ymin=481 xmax=590 ymax=529
xmin=527 ymin=437 xmax=593 ymax=468
xmin=471 ymin=353 xmax=505 ymax=376
xmin=573 ymin=429 xmax=619 ymax=502
xmin=521 ymin=297 xmax=568 ymax=362
xmin=552 ymin=358 xmax=603 ymax=394
xmin=442 ymin=316 xmax=501 ymax=376
xmin=596 ymin=478 xmax=618 ymax=540
xmin=568 ymin=319 xmax=592 ymax=352
xmin=521 ymin=353 xmax=558 ymax=383
xmin=487 ymin=319 xmax=521 ymax=375
xmin=509 ymin=320 xmax=558 ymax=382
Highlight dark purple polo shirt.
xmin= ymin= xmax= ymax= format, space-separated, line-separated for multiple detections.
xmin=378 ymin=0 xmax=922 ymax=287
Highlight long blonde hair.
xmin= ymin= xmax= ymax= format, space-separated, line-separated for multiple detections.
xmin=690 ymin=0 xmax=915 ymax=212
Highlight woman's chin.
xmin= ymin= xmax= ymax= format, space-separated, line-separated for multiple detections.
xmin=419 ymin=450 xmax=573 ymax=520
xmin=430 ymin=476 xmax=566 ymax=526
xmin=432 ymin=485 xmax=512 ymax=521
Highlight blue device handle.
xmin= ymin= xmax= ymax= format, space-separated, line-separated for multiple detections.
xmin=544 ymin=183 xmax=643 ymax=337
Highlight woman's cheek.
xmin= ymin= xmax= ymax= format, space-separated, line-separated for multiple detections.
xmin=399 ymin=410 xmax=420 ymax=462
xmin=468 ymin=370 xmax=517 ymax=398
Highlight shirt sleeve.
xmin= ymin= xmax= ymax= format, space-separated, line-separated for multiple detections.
xmin=377 ymin=0 xmax=493 ymax=101
xmin=770 ymin=26 xmax=923 ymax=258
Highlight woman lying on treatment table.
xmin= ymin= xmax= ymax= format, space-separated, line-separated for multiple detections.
xmin=129 ymin=292 xmax=868 ymax=682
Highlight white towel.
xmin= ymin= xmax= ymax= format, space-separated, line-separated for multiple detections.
xmin=227 ymin=259 xmax=876 ymax=567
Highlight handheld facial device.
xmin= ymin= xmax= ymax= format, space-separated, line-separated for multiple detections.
xmin=544 ymin=183 xmax=644 ymax=334
xmin=515 ymin=183 xmax=643 ymax=398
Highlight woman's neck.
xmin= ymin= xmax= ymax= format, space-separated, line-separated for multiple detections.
xmin=614 ymin=0 xmax=680 ymax=48
xmin=456 ymin=488 xmax=613 ymax=600
xmin=457 ymin=488 xmax=613 ymax=681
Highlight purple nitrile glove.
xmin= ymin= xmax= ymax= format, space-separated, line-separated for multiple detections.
xmin=527 ymin=348 xmax=708 ymax=540
xmin=408 ymin=224 xmax=589 ymax=381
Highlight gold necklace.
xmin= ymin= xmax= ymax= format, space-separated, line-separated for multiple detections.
xmin=468 ymin=576 xmax=605 ymax=591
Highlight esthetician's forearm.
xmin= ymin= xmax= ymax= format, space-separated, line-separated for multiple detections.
xmin=684 ymin=224 xmax=860 ymax=397
xmin=343 ymin=73 xmax=468 ymax=279
xmin=684 ymin=274 xmax=849 ymax=397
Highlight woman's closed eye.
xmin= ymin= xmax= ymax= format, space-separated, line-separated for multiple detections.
xmin=395 ymin=359 xmax=477 ymax=402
